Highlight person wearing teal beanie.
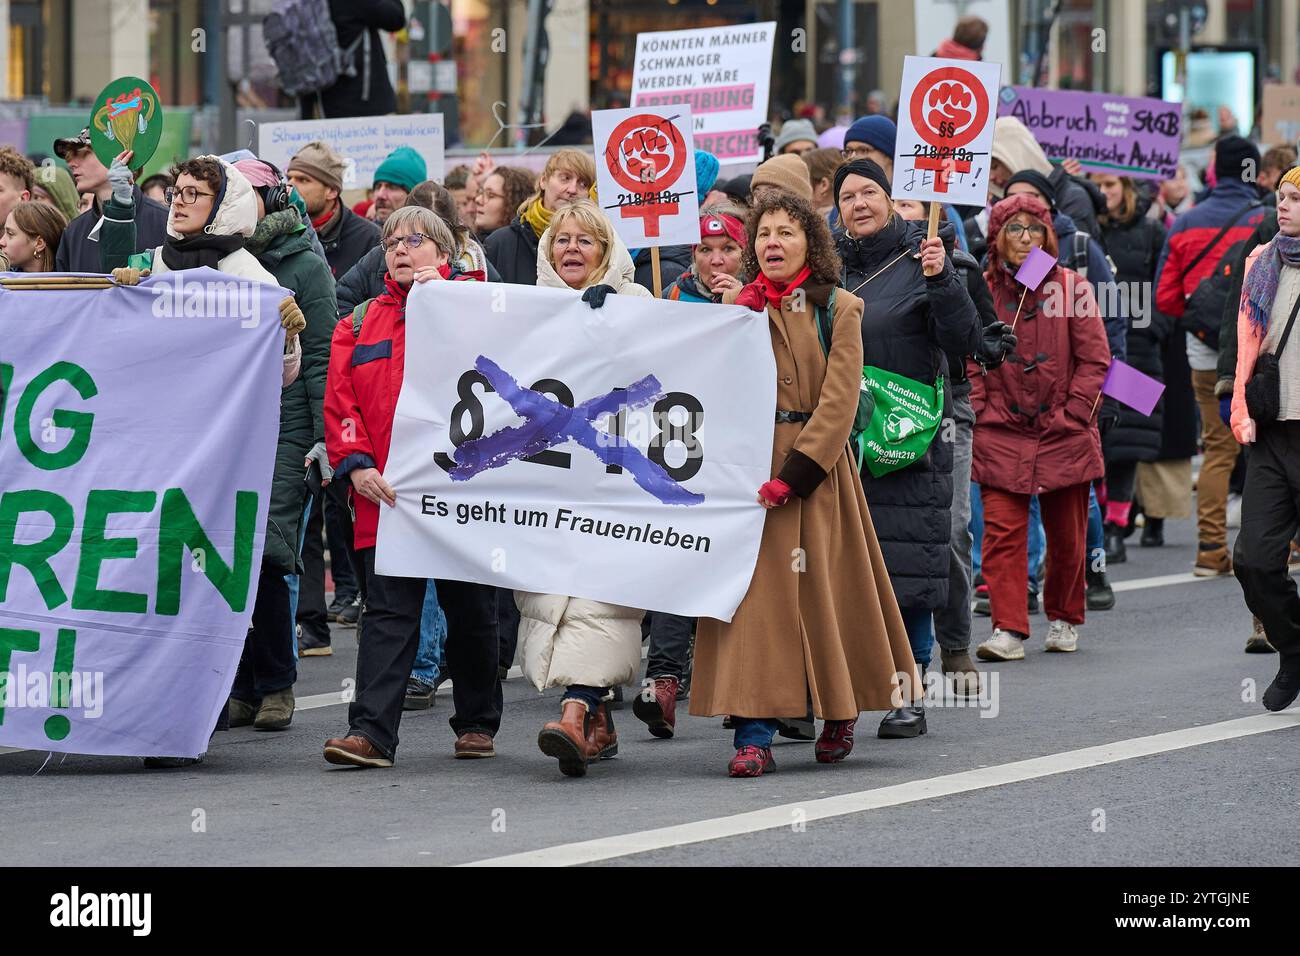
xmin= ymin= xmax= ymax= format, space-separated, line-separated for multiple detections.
xmin=371 ymin=146 xmax=428 ymax=224
xmin=695 ymin=149 xmax=720 ymax=198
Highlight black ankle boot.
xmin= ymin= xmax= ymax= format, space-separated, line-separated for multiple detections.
xmin=1086 ymin=568 xmax=1116 ymax=610
xmin=1141 ymin=517 xmax=1165 ymax=547
xmin=877 ymin=704 xmax=927 ymax=739
xmin=1104 ymin=522 xmax=1127 ymax=563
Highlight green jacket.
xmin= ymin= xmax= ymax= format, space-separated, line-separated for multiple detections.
xmin=248 ymin=210 xmax=337 ymax=575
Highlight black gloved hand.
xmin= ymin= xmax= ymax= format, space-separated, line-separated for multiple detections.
xmin=1098 ymin=397 xmax=1120 ymax=437
xmin=977 ymin=320 xmax=1018 ymax=367
xmin=581 ymin=284 xmax=617 ymax=309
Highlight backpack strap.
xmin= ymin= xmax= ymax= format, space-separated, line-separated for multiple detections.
xmin=1072 ymin=231 xmax=1089 ymax=279
xmin=1182 ymin=200 xmax=1263 ymax=279
xmin=351 ymin=298 xmax=373 ymax=339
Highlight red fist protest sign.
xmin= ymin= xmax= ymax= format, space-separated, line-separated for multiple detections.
xmin=604 ymin=113 xmax=688 ymax=238
xmin=908 ymin=66 xmax=989 ymax=194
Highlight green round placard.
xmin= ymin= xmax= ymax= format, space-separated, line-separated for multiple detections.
xmin=89 ymin=76 xmax=164 ymax=168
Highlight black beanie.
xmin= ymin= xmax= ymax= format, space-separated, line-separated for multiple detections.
xmin=1214 ymin=134 xmax=1262 ymax=184
xmin=833 ymin=159 xmax=891 ymax=203
xmin=1004 ymin=169 xmax=1057 ymax=210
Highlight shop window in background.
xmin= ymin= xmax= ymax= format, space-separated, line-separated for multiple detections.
xmin=8 ymin=0 xmax=51 ymax=99
xmin=453 ymin=0 xmax=508 ymax=146
xmin=1014 ymin=0 xmax=1106 ymax=89
xmin=149 ymin=0 xmax=204 ymax=106
xmin=589 ymin=0 xmax=752 ymax=112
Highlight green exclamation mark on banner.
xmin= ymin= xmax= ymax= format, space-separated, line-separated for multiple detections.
xmin=44 ymin=628 xmax=76 ymax=741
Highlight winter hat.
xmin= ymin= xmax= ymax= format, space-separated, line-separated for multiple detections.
xmin=233 ymin=158 xmax=280 ymax=188
xmin=1282 ymin=165 xmax=1300 ymax=193
xmin=844 ymin=115 xmax=897 ymax=157
xmin=987 ymin=192 xmax=1059 ymax=280
xmin=372 ymin=146 xmax=427 ymax=192
xmin=694 ymin=149 xmax=720 ymax=196
xmin=751 ymin=154 xmax=814 ymax=203
xmin=773 ymin=118 xmax=818 ymax=154
xmin=1004 ymin=169 xmax=1057 ymax=210
xmin=990 ymin=116 xmax=1053 ymax=186
xmin=717 ymin=175 xmax=751 ymax=204
xmin=699 ymin=211 xmax=747 ymax=247
xmin=833 ymin=158 xmax=891 ymax=201
xmin=288 ymin=140 xmax=347 ymax=193
xmin=1214 ymin=134 xmax=1262 ymax=184
xmin=818 ymin=125 xmax=848 ymax=150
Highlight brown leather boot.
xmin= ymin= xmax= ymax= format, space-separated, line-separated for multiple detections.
xmin=586 ymin=702 xmax=619 ymax=760
xmin=537 ymin=700 xmax=593 ymax=777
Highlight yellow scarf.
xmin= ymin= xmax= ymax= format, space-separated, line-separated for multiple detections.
xmin=521 ymin=197 xmax=553 ymax=239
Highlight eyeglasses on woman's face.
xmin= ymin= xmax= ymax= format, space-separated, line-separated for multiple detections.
xmin=165 ymin=185 xmax=216 ymax=206
xmin=1004 ymin=222 xmax=1047 ymax=239
xmin=841 ymin=145 xmax=873 ymax=160
xmin=380 ymin=233 xmax=437 ymax=253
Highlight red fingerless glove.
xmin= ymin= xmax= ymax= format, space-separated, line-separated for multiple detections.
xmin=758 ymin=478 xmax=793 ymax=506
xmin=734 ymin=281 xmax=767 ymax=312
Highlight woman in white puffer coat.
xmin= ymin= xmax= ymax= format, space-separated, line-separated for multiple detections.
xmin=521 ymin=198 xmax=650 ymax=778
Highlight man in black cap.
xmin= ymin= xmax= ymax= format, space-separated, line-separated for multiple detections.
xmin=52 ymin=128 xmax=168 ymax=273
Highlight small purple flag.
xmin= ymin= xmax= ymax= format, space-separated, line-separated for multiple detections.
xmin=1014 ymin=246 xmax=1056 ymax=291
xmin=1101 ymin=359 xmax=1165 ymax=416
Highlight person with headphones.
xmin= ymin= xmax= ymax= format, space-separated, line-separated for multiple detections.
xmin=109 ymin=153 xmax=314 ymax=765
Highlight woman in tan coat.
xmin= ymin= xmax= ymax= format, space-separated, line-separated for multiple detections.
xmin=691 ymin=192 xmax=918 ymax=777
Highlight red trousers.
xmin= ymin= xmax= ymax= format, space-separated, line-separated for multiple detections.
xmin=981 ymin=483 xmax=1091 ymax=636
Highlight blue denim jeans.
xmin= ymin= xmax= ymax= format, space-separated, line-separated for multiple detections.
xmin=900 ymin=605 xmax=935 ymax=671
xmin=285 ymin=493 xmax=316 ymax=660
xmin=562 ymin=684 xmax=608 ymax=711
xmin=732 ymin=717 xmax=780 ymax=749
xmin=1087 ymin=484 xmax=1105 ymax=571
xmin=971 ymin=483 xmax=1044 ymax=589
xmin=410 ymin=580 xmax=447 ymax=685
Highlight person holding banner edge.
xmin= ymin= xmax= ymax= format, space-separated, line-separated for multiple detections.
xmin=521 ymin=198 xmax=651 ymax=777
xmin=323 ymin=206 xmax=500 ymax=768
xmin=833 ymin=159 xmax=987 ymax=737
xmin=691 ymin=190 xmax=919 ymax=778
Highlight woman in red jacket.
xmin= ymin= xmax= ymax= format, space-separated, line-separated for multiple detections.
xmin=971 ymin=193 xmax=1110 ymax=661
xmin=322 ymin=205 xmax=500 ymax=768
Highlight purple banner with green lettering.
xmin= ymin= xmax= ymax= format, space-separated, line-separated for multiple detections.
xmin=0 ymin=267 xmax=285 ymax=757
xmin=997 ymin=86 xmax=1181 ymax=181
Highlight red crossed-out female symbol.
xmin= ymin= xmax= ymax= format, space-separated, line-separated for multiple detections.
xmin=604 ymin=114 xmax=687 ymax=238
xmin=908 ymin=66 xmax=989 ymax=194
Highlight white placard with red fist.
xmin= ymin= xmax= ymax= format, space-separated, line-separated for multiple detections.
xmin=892 ymin=56 xmax=1002 ymax=207
xmin=591 ymin=105 xmax=701 ymax=250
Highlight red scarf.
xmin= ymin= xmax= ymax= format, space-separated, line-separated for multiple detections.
xmin=741 ymin=265 xmax=813 ymax=310
xmin=312 ymin=200 xmax=339 ymax=231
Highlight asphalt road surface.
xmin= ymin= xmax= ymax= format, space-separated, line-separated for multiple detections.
xmin=3 ymin=511 xmax=1298 ymax=866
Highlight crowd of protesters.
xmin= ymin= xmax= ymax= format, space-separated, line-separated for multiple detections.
xmin=11 ymin=10 xmax=1300 ymax=777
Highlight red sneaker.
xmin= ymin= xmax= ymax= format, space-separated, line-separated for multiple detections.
xmin=728 ymin=745 xmax=775 ymax=777
xmin=814 ymin=718 xmax=857 ymax=764
xmin=632 ymin=676 xmax=679 ymax=739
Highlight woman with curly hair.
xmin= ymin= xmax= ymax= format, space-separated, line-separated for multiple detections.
xmin=472 ymin=166 xmax=534 ymax=240
xmin=688 ymin=191 xmax=918 ymax=777
xmin=834 ymin=159 xmax=983 ymax=739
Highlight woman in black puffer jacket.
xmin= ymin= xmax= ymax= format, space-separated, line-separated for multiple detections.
xmin=1093 ymin=175 xmax=1171 ymax=562
xmin=834 ymin=160 xmax=982 ymax=737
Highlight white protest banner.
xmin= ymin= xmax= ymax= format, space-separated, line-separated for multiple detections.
xmin=1261 ymin=85 xmax=1300 ymax=148
xmin=0 ymin=268 xmax=285 ymax=757
xmin=258 ymin=113 xmax=445 ymax=189
xmin=375 ymin=281 xmax=775 ymax=622
xmin=631 ymin=22 xmax=775 ymax=165
xmin=892 ymin=56 xmax=1002 ymax=207
xmin=591 ymin=105 xmax=700 ymax=249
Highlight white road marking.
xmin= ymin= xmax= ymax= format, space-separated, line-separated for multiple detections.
xmin=462 ymin=710 xmax=1300 ymax=867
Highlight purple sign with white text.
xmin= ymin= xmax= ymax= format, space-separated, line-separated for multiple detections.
xmin=997 ymin=87 xmax=1181 ymax=181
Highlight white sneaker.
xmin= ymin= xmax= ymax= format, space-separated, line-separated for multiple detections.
xmin=976 ymin=629 xmax=1026 ymax=661
xmin=1226 ymin=493 xmax=1242 ymax=529
xmin=1045 ymin=620 xmax=1079 ymax=653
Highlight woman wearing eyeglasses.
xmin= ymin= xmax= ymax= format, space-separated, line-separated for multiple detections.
xmin=971 ymin=193 xmax=1110 ymax=663
xmin=323 ymin=206 xmax=498 ymax=769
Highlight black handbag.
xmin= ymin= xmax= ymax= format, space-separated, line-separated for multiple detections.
xmin=1244 ymin=293 xmax=1300 ymax=423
